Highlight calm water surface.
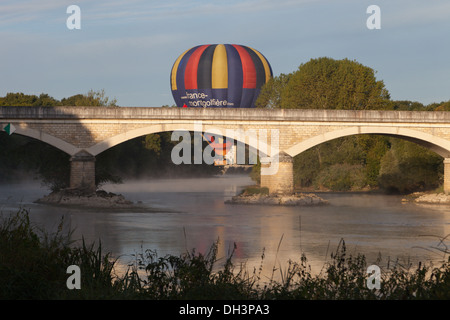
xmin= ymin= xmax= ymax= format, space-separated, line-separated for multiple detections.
xmin=1 ymin=175 xmax=450 ymax=275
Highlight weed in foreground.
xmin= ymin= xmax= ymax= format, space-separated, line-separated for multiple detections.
xmin=1 ymin=209 xmax=449 ymax=300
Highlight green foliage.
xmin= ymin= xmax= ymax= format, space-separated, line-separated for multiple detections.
xmin=280 ymin=57 xmax=390 ymax=110
xmin=315 ymin=164 xmax=366 ymax=191
xmin=240 ymin=186 xmax=269 ymax=196
xmin=358 ymin=136 xmax=390 ymax=187
xmin=293 ymin=136 xmax=388 ymax=191
xmin=129 ymin=242 xmax=251 ymax=299
xmin=0 ymin=89 xmax=116 ymax=107
xmin=256 ymin=56 xmax=392 ymax=110
xmin=60 ymin=89 xmax=117 ymax=107
xmin=255 ymin=73 xmax=291 ymax=109
xmin=249 ymin=159 xmax=261 ymax=184
xmin=431 ymin=100 xmax=450 ymax=111
xmin=292 ymin=134 xmax=441 ymax=193
xmin=143 ymin=134 xmax=162 ymax=155
xmin=378 ymin=139 xmax=443 ymax=193
xmin=293 ymin=148 xmax=321 ymax=188
xmin=389 ymin=100 xmax=427 ymax=111
xmin=0 ymin=92 xmax=60 ymax=107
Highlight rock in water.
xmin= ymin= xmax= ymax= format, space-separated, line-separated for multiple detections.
xmin=35 ymin=188 xmax=135 ymax=208
xmin=413 ymin=193 xmax=450 ymax=204
xmin=225 ymin=193 xmax=328 ymax=206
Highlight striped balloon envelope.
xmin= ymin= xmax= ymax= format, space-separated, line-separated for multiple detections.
xmin=170 ymin=44 xmax=273 ymax=108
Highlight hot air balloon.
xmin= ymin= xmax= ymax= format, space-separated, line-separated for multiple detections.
xmin=170 ymin=44 xmax=273 ymax=109
xmin=170 ymin=44 xmax=273 ymax=165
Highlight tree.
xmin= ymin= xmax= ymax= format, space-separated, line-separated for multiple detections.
xmin=0 ymin=89 xmax=117 ymax=107
xmin=378 ymin=139 xmax=443 ymax=193
xmin=60 ymin=89 xmax=117 ymax=107
xmin=280 ymin=57 xmax=390 ymax=110
xmin=430 ymin=100 xmax=450 ymax=111
xmin=0 ymin=92 xmax=59 ymax=107
xmin=389 ymin=100 xmax=426 ymax=111
xmin=143 ymin=134 xmax=162 ymax=156
xmin=255 ymin=73 xmax=291 ymax=109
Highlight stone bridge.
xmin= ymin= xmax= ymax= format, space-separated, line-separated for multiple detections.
xmin=1 ymin=106 xmax=450 ymax=194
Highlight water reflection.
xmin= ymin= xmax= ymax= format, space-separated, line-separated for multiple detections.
xmin=1 ymin=176 xmax=449 ymax=277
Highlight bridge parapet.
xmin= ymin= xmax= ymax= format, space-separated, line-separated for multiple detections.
xmin=2 ymin=106 xmax=450 ymax=123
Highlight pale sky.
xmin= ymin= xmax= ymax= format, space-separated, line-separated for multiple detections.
xmin=1 ymin=0 xmax=449 ymax=107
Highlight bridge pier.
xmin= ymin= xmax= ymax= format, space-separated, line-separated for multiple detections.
xmin=70 ymin=151 xmax=96 ymax=194
xmin=444 ymin=159 xmax=450 ymax=195
xmin=260 ymin=152 xmax=294 ymax=195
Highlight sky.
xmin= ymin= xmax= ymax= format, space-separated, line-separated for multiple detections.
xmin=1 ymin=0 xmax=449 ymax=107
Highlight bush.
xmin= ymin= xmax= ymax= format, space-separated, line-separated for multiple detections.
xmin=378 ymin=139 xmax=443 ymax=193
xmin=314 ymin=164 xmax=366 ymax=191
xmin=240 ymin=186 xmax=269 ymax=196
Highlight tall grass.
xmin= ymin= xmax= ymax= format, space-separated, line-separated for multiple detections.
xmin=0 ymin=209 xmax=119 ymax=299
xmin=1 ymin=209 xmax=449 ymax=300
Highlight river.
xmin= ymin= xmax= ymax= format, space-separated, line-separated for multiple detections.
xmin=1 ymin=175 xmax=449 ymax=277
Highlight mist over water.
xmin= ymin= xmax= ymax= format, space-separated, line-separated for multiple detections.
xmin=1 ymin=175 xmax=450 ymax=276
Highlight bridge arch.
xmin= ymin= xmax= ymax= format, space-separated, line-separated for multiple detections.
xmin=285 ymin=126 xmax=450 ymax=158
xmin=10 ymin=125 xmax=80 ymax=155
xmin=86 ymin=123 xmax=272 ymax=157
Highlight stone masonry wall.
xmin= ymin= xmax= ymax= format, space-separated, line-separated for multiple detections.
xmin=70 ymin=154 xmax=96 ymax=193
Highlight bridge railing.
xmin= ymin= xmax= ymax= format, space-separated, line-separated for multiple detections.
xmin=1 ymin=106 xmax=450 ymax=123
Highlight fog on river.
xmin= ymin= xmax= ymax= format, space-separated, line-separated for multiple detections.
xmin=1 ymin=175 xmax=450 ymax=276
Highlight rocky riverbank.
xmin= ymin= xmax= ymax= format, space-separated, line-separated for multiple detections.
xmin=405 ymin=192 xmax=450 ymax=204
xmin=35 ymin=189 xmax=143 ymax=210
xmin=225 ymin=193 xmax=328 ymax=206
